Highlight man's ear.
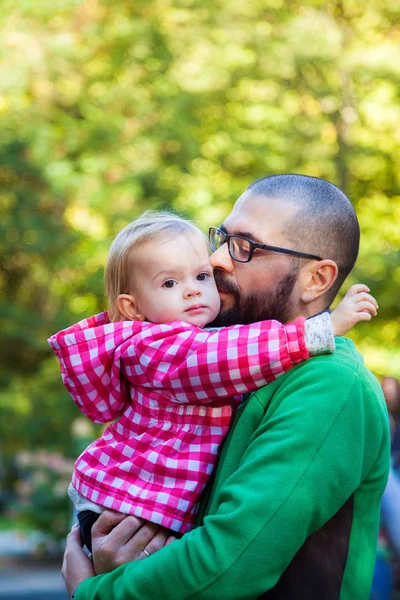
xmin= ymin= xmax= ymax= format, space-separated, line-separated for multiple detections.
xmin=300 ymin=260 xmax=339 ymax=304
xmin=116 ymin=294 xmax=146 ymax=321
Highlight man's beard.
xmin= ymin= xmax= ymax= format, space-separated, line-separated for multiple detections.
xmin=209 ymin=269 xmax=298 ymax=327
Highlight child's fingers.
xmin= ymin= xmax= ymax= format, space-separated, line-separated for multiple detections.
xmin=353 ymin=292 xmax=378 ymax=309
xmin=355 ymin=301 xmax=377 ymax=316
xmin=346 ymin=283 xmax=370 ymax=297
xmin=356 ymin=311 xmax=372 ymax=322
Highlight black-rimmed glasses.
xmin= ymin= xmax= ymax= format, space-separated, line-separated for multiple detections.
xmin=209 ymin=227 xmax=323 ymax=264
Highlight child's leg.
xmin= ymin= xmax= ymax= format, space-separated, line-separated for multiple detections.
xmin=77 ymin=510 xmax=100 ymax=553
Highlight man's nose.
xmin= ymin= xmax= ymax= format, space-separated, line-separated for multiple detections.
xmin=210 ymin=244 xmax=234 ymax=272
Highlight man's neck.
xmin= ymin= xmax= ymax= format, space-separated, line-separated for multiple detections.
xmin=286 ymin=299 xmax=331 ymax=323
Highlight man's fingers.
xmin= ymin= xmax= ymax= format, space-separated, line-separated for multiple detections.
xmin=165 ymin=535 xmax=177 ymax=546
xmin=92 ymin=510 xmax=142 ymax=540
xmin=118 ymin=519 xmax=160 ymax=551
xmin=138 ymin=528 xmax=172 ymax=560
xmin=93 ymin=512 xmax=158 ymax=550
xmin=95 ymin=520 xmax=162 ymax=568
xmin=62 ymin=524 xmax=95 ymax=595
xmin=66 ymin=523 xmax=83 ymax=549
xmin=91 ymin=516 xmax=166 ymax=573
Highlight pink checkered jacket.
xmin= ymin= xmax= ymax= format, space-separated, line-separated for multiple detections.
xmin=49 ymin=312 xmax=308 ymax=533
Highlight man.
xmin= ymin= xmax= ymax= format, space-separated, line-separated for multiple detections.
xmin=63 ymin=174 xmax=390 ymax=599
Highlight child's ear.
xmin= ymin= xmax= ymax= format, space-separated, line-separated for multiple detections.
xmin=116 ymin=294 xmax=146 ymax=321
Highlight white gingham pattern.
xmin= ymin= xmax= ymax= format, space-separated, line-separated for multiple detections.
xmin=49 ymin=313 xmax=308 ymax=532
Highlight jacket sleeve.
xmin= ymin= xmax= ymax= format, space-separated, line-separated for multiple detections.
xmin=120 ymin=317 xmax=309 ymax=404
xmin=75 ymin=357 xmax=389 ymax=600
xmin=49 ymin=315 xmax=309 ymax=420
xmin=48 ymin=314 xmax=139 ymax=423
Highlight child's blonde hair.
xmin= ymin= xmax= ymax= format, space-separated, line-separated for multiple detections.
xmin=105 ymin=210 xmax=206 ymax=321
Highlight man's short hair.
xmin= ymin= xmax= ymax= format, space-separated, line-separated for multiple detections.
xmin=248 ymin=174 xmax=360 ymax=304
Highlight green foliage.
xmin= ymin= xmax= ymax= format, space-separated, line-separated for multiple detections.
xmin=15 ymin=451 xmax=74 ymax=545
xmin=0 ymin=0 xmax=399 ymax=533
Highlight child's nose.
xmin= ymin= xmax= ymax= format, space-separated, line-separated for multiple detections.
xmin=184 ymin=285 xmax=201 ymax=298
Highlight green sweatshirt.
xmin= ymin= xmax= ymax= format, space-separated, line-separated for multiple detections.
xmin=77 ymin=337 xmax=390 ymax=600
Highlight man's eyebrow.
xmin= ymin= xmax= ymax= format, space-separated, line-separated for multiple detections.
xmin=220 ymin=224 xmax=264 ymax=245
xmin=237 ymin=231 xmax=263 ymax=243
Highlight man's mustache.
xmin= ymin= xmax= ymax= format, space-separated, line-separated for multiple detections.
xmin=213 ymin=271 xmax=239 ymax=296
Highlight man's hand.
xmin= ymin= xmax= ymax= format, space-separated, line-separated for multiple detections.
xmin=62 ymin=524 xmax=95 ymax=597
xmin=92 ymin=510 xmax=176 ymax=575
xmin=330 ymin=283 xmax=378 ymax=337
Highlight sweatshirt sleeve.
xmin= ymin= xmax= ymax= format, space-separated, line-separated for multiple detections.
xmin=74 ymin=355 xmax=388 ymax=600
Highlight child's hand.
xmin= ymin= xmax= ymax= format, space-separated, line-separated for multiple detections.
xmin=330 ymin=284 xmax=378 ymax=337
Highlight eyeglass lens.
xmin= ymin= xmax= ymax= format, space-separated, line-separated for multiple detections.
xmin=230 ymin=237 xmax=250 ymax=261
xmin=209 ymin=228 xmax=222 ymax=252
xmin=210 ymin=228 xmax=251 ymax=262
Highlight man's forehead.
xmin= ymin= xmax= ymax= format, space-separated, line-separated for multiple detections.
xmin=221 ymin=191 xmax=297 ymax=242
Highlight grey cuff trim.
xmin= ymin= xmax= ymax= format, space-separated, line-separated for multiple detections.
xmin=305 ymin=311 xmax=336 ymax=356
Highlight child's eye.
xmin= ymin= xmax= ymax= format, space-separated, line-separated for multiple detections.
xmin=163 ymin=280 xmax=177 ymax=289
xmin=197 ymin=272 xmax=209 ymax=281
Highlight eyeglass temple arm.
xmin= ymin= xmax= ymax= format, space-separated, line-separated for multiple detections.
xmin=259 ymin=243 xmax=322 ymax=261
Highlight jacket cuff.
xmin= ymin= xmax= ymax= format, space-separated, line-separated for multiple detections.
xmin=305 ymin=311 xmax=336 ymax=356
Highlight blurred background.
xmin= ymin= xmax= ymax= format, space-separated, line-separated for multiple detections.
xmin=1 ymin=0 xmax=400 ymax=598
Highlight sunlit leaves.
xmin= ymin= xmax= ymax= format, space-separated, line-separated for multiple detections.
xmin=1 ymin=0 xmax=400 ymax=472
